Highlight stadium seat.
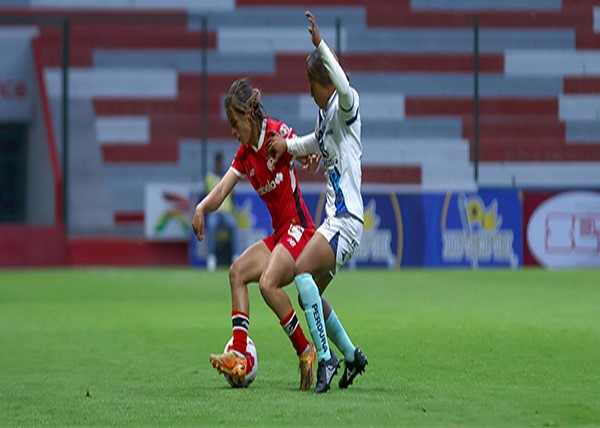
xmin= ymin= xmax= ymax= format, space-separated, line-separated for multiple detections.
xmin=3 ymin=0 xmax=598 ymax=234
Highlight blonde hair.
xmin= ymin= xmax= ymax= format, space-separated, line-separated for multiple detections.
xmin=224 ymin=78 xmax=266 ymax=124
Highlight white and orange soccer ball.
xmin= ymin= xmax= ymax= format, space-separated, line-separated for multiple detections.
xmin=223 ymin=337 xmax=258 ymax=388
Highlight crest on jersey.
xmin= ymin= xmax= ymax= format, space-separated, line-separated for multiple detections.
xmin=279 ymin=124 xmax=290 ymax=137
xmin=266 ymin=157 xmax=275 ymax=171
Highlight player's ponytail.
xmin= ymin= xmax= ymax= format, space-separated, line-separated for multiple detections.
xmin=224 ymin=78 xmax=267 ymax=124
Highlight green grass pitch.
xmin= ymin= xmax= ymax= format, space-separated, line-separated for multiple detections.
xmin=1 ymin=268 xmax=599 ymax=426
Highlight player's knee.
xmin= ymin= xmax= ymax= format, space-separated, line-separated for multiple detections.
xmin=258 ymin=272 xmax=275 ymax=299
xmin=294 ymin=259 xmax=308 ymax=275
xmin=228 ymin=259 xmax=243 ymax=287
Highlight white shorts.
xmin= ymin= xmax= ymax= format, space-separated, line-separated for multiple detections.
xmin=317 ymin=214 xmax=363 ymax=277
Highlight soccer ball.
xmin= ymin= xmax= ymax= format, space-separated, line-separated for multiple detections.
xmin=223 ymin=336 xmax=258 ymax=388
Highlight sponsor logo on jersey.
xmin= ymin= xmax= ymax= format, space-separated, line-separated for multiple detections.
xmin=323 ymin=157 xmax=337 ymax=168
xmin=257 ymin=172 xmax=283 ymax=196
xmin=279 ymin=124 xmax=290 ymax=137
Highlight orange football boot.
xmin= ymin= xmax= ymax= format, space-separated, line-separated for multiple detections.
xmin=209 ymin=351 xmax=247 ymax=383
xmin=298 ymin=342 xmax=316 ymax=391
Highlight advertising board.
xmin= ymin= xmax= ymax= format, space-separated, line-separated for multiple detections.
xmin=189 ymin=189 xmax=523 ymax=269
xmin=524 ymin=191 xmax=600 ymax=268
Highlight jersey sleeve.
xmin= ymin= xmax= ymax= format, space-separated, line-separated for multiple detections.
xmin=287 ymin=133 xmax=319 ymax=157
xmin=275 ymin=121 xmax=296 ymax=140
xmin=274 ymin=121 xmax=299 ymax=163
xmin=317 ymin=39 xmax=357 ymax=118
xmin=230 ymin=146 xmax=246 ymax=177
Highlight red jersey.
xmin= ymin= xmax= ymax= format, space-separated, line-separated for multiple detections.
xmin=230 ymin=118 xmax=314 ymax=234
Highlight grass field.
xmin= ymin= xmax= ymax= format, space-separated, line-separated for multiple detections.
xmin=1 ymin=268 xmax=599 ymax=427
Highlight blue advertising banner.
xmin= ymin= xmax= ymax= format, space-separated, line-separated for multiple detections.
xmin=400 ymin=190 xmax=523 ymax=268
xmin=190 ymin=189 xmax=523 ymax=269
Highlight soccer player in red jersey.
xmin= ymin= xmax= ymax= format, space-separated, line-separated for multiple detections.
xmin=192 ymin=77 xmax=325 ymax=390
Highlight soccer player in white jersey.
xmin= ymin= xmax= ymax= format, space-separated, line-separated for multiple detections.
xmin=267 ymin=10 xmax=368 ymax=393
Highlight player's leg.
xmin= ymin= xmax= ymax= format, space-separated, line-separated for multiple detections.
xmin=314 ymin=274 xmax=356 ymax=360
xmin=209 ymin=240 xmax=270 ymax=382
xmin=297 ymin=271 xmax=367 ymax=389
xmin=258 ymin=243 xmax=316 ymax=390
xmin=323 ymin=302 xmax=367 ymax=389
xmin=294 ymin=232 xmax=340 ymax=393
xmin=295 ymin=232 xmax=335 ymax=360
xmin=258 ymin=243 xmax=295 ymax=319
xmin=297 ymin=277 xmax=350 ymax=360
xmin=314 ymin=216 xmax=368 ymax=389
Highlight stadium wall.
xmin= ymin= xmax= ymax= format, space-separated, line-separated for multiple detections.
xmin=1 ymin=2 xmax=600 ymax=268
xmin=0 ymin=27 xmax=69 ymax=267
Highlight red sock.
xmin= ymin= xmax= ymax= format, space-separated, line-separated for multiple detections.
xmin=231 ymin=310 xmax=249 ymax=356
xmin=281 ymin=310 xmax=310 ymax=356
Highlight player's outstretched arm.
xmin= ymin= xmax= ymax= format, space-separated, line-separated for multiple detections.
xmin=306 ymin=10 xmax=353 ymax=111
xmin=306 ymin=10 xmax=322 ymax=47
xmin=267 ymin=130 xmax=319 ymax=163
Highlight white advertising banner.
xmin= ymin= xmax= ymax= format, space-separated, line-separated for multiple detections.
xmin=0 ymin=28 xmax=37 ymax=122
xmin=144 ymin=182 xmax=201 ymax=241
xmin=527 ymin=191 xmax=600 ymax=268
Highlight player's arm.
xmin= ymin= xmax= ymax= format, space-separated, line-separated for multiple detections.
xmin=267 ymin=130 xmax=319 ymax=164
xmin=306 ymin=10 xmax=354 ymax=112
xmin=192 ymin=169 xmax=239 ymax=241
xmin=296 ymin=153 xmax=322 ymax=174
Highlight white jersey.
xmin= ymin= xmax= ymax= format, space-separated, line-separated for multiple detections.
xmin=289 ymin=40 xmax=364 ymax=222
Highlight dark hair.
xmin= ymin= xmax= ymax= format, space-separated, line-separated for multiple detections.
xmin=224 ymin=78 xmax=267 ymax=124
xmin=306 ymin=50 xmax=332 ymax=86
xmin=306 ymin=48 xmax=347 ymax=86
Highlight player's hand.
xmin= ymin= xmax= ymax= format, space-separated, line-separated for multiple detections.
xmin=266 ymin=130 xmax=287 ymax=164
xmin=191 ymin=205 xmax=205 ymax=241
xmin=305 ymin=10 xmax=321 ymax=47
xmin=303 ymin=154 xmax=322 ymax=174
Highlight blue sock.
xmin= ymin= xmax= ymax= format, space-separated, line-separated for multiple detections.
xmin=295 ymin=273 xmax=331 ymax=362
xmin=326 ymin=309 xmax=356 ymax=363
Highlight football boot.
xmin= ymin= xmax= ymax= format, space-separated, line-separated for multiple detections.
xmin=298 ymin=342 xmax=316 ymax=391
xmin=339 ymin=348 xmax=368 ymax=389
xmin=314 ymin=349 xmax=340 ymax=394
xmin=209 ymin=351 xmax=247 ymax=384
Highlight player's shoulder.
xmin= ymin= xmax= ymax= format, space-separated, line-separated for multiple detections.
xmin=266 ymin=118 xmax=295 ymax=138
xmin=232 ymin=143 xmax=249 ymax=164
xmin=234 ymin=141 xmax=248 ymax=154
